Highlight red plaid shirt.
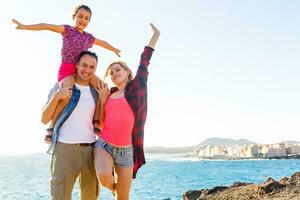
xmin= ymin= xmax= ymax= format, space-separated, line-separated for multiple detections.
xmin=110 ymin=46 xmax=154 ymax=178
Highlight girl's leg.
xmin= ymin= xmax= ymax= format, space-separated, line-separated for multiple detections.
xmin=47 ymin=75 xmax=75 ymax=130
xmin=114 ymin=166 xmax=133 ymax=200
xmin=94 ymin=147 xmax=115 ymax=192
xmin=89 ymin=75 xmax=104 ymax=129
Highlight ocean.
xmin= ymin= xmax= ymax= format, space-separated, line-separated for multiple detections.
xmin=0 ymin=153 xmax=299 ymax=200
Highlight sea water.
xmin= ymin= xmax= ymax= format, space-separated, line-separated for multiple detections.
xmin=0 ymin=153 xmax=299 ymax=200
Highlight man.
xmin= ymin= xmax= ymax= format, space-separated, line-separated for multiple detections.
xmin=41 ymin=51 xmax=100 ymax=200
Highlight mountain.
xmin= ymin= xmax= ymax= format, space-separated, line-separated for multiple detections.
xmin=145 ymin=138 xmax=257 ymax=154
xmin=197 ymin=137 xmax=257 ymax=147
xmin=281 ymin=140 xmax=300 ymax=144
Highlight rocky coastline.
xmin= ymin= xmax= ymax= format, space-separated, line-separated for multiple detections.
xmin=183 ymin=172 xmax=300 ymax=200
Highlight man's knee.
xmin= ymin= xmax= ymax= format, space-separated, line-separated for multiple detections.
xmin=50 ymin=176 xmax=65 ymax=200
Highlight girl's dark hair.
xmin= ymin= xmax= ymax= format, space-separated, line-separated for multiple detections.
xmin=72 ymin=5 xmax=92 ymax=20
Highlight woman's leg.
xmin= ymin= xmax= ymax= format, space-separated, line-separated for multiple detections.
xmin=114 ymin=166 xmax=133 ymax=200
xmin=94 ymin=147 xmax=115 ymax=192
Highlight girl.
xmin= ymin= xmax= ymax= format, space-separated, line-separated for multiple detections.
xmin=94 ymin=23 xmax=160 ymax=200
xmin=12 ymin=4 xmax=121 ymax=142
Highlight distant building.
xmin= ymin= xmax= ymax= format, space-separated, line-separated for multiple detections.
xmin=226 ymin=146 xmax=236 ymax=157
xmin=242 ymin=145 xmax=259 ymax=158
xmin=288 ymin=145 xmax=300 ymax=155
xmin=258 ymin=144 xmax=272 ymax=157
xmin=212 ymin=146 xmax=225 ymax=156
xmin=195 ymin=141 xmax=299 ymax=159
xmin=196 ymin=146 xmax=206 ymax=157
xmin=267 ymin=148 xmax=287 ymax=158
xmin=206 ymin=146 xmax=213 ymax=157
xmin=272 ymin=143 xmax=286 ymax=149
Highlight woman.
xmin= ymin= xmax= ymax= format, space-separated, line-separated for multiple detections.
xmin=94 ymin=23 xmax=160 ymax=199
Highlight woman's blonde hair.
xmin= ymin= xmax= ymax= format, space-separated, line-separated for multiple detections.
xmin=104 ymin=61 xmax=133 ymax=81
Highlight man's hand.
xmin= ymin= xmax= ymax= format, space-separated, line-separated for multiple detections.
xmin=55 ymin=87 xmax=73 ymax=100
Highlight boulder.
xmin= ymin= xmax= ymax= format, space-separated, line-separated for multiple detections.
xmin=183 ymin=172 xmax=300 ymax=200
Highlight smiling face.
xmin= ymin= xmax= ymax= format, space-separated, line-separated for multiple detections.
xmin=109 ymin=63 xmax=130 ymax=86
xmin=76 ymin=54 xmax=97 ymax=85
xmin=73 ymin=8 xmax=91 ymax=32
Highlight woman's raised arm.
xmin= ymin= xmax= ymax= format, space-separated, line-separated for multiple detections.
xmin=148 ymin=23 xmax=160 ymax=49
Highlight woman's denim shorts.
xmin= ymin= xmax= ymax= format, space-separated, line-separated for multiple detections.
xmin=95 ymin=137 xmax=133 ymax=167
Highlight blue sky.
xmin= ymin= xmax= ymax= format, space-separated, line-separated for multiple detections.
xmin=1 ymin=0 xmax=300 ymax=155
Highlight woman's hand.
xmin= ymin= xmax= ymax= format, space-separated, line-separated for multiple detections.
xmin=150 ymin=23 xmax=160 ymax=35
xmin=95 ymin=81 xmax=110 ymax=104
xmin=148 ymin=23 xmax=160 ymax=49
xmin=94 ymin=80 xmax=109 ymax=129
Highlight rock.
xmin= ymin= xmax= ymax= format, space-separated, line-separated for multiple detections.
xmin=183 ymin=171 xmax=300 ymax=200
xmin=291 ymin=172 xmax=300 ymax=184
xmin=279 ymin=176 xmax=289 ymax=184
xmin=231 ymin=182 xmax=251 ymax=187
xmin=205 ymin=186 xmax=228 ymax=195
xmin=183 ymin=190 xmax=202 ymax=200
xmin=257 ymin=178 xmax=284 ymax=195
xmin=291 ymin=172 xmax=300 ymax=179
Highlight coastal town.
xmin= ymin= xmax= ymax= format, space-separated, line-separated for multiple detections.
xmin=195 ymin=142 xmax=300 ymax=159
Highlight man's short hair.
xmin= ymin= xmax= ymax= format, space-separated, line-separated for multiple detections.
xmin=77 ymin=51 xmax=98 ymax=63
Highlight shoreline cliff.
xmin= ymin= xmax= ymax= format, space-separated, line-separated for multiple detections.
xmin=183 ymin=172 xmax=300 ymax=200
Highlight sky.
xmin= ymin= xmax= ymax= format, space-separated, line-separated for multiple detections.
xmin=0 ymin=0 xmax=300 ymax=155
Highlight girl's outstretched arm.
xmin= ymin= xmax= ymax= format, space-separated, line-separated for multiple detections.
xmin=94 ymin=38 xmax=121 ymax=57
xmin=148 ymin=23 xmax=160 ymax=49
xmin=12 ymin=19 xmax=64 ymax=33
